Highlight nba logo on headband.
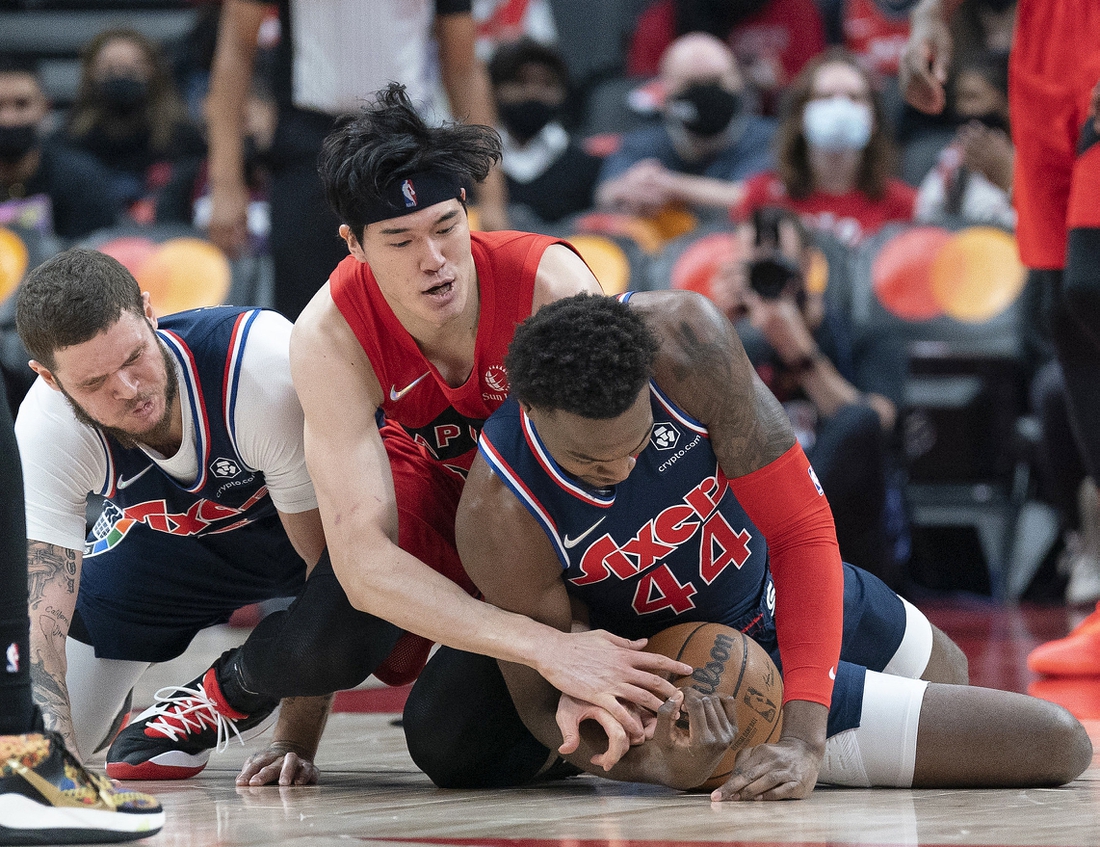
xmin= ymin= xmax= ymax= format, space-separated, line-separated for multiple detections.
xmin=401 ymin=179 xmax=418 ymax=208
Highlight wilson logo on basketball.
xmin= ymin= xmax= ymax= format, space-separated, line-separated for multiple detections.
xmin=688 ymin=632 xmax=736 ymax=695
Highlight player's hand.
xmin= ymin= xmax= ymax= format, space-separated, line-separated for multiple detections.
xmin=649 ymin=688 xmax=739 ymax=791
xmin=205 ymin=177 xmax=251 ymax=258
xmin=711 ymin=699 xmax=826 ymax=800
xmin=537 ymin=628 xmax=693 ymax=729
xmin=899 ymin=2 xmax=953 ymax=115
xmin=710 ymin=735 xmax=822 ymax=801
xmin=555 ymin=693 xmax=638 ymax=771
xmin=236 ymin=743 xmax=319 ymax=786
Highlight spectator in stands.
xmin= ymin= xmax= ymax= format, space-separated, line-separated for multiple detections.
xmin=914 ymin=51 xmax=1014 ymax=229
xmin=488 ymin=37 xmax=601 ymax=228
xmin=596 ymin=32 xmax=775 ymax=221
xmin=711 ymin=205 xmax=907 ymax=588
xmin=736 ymin=49 xmax=915 ymax=246
xmin=949 ymin=0 xmax=1016 ymax=60
xmin=64 ymin=28 xmax=205 ymax=227
xmin=0 ymin=55 xmax=119 ymax=240
xmin=626 ymin=0 xmax=827 ymax=115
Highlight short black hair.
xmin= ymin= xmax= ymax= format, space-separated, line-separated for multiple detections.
xmin=488 ymin=37 xmax=570 ymax=89
xmin=0 ymin=54 xmax=40 ymax=78
xmin=505 ymin=293 xmax=659 ymax=419
xmin=318 ymin=82 xmax=502 ymax=236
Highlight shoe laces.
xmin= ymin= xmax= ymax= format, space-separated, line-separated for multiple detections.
xmin=144 ymin=682 xmax=246 ymax=753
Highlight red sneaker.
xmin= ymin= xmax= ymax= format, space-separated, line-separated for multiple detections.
xmin=1027 ymin=603 xmax=1100 ymax=676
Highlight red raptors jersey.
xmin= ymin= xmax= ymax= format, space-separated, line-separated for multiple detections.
xmin=329 ymin=230 xmax=574 ymax=475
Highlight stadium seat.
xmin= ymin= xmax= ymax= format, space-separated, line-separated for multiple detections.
xmin=80 ymin=223 xmax=249 ymax=314
xmin=566 ymin=233 xmax=631 ymax=295
xmin=849 ymin=223 xmax=1044 ymax=598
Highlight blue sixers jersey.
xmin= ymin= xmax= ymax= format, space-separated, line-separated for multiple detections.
xmin=478 ymin=384 xmax=771 ymax=639
xmin=85 ymin=307 xmax=275 ymax=557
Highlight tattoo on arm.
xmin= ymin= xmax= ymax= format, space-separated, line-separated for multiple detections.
xmin=26 ymin=542 xmax=78 ymax=607
xmin=654 ymin=305 xmax=794 ymax=476
xmin=26 ymin=541 xmax=80 ymax=756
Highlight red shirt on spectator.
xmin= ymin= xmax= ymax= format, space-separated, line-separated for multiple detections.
xmin=736 ymin=170 xmax=916 ymax=245
xmin=627 ymin=0 xmax=826 ymax=88
xmin=841 ymin=0 xmax=910 ymax=78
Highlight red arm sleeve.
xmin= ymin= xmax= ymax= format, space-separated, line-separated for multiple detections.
xmin=727 ymin=442 xmax=843 ymax=708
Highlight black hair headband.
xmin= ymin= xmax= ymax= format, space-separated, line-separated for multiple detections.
xmin=361 ymin=170 xmax=465 ymax=226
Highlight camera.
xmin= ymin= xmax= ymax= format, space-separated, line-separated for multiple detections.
xmin=745 ymin=206 xmax=803 ymax=300
xmin=747 ymin=254 xmax=801 ymax=299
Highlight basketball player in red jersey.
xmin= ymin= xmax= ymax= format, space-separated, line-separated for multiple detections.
xmin=902 ymin=1 xmax=1100 ymax=677
xmin=234 ymin=83 xmax=692 ymax=785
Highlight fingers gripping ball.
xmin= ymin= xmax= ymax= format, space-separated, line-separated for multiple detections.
xmin=645 ymin=622 xmax=783 ymax=790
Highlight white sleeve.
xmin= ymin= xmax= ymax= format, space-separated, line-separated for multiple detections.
xmin=231 ymin=310 xmax=318 ymax=514
xmin=15 ymin=379 xmax=108 ymax=549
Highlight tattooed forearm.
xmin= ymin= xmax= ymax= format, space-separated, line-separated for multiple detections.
xmin=26 ymin=541 xmax=78 ymax=607
xmin=30 ymin=627 xmax=79 ymax=758
xmin=25 ymin=540 xmax=82 ymax=758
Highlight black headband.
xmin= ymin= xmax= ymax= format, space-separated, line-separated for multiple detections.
xmin=360 ymin=170 xmax=465 ymax=226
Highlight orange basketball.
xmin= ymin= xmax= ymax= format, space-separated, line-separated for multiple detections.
xmin=645 ymin=622 xmax=783 ymax=791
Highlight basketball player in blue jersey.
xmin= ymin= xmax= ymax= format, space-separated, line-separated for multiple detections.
xmin=13 ymin=248 xmax=331 ymax=779
xmin=413 ymin=292 xmax=1091 ymax=798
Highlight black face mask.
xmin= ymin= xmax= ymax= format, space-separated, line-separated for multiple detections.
xmin=96 ymin=76 xmax=149 ymax=114
xmin=666 ymin=83 xmax=741 ymax=137
xmin=0 ymin=122 xmax=38 ymax=163
xmin=499 ymin=99 xmax=558 ymax=143
xmin=959 ymin=110 xmax=1010 ymax=134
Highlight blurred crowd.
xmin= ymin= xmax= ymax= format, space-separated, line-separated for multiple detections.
xmin=0 ymin=0 xmax=1094 ymax=602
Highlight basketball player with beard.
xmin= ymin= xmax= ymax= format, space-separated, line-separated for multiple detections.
xmin=13 ymin=247 xmax=326 ymax=773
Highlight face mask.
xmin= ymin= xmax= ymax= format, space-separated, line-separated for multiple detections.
xmin=666 ymin=82 xmax=741 ymax=137
xmin=96 ymin=76 xmax=149 ymax=113
xmin=0 ymin=122 xmax=37 ymax=163
xmin=498 ymin=100 xmax=558 ymax=143
xmin=959 ymin=110 xmax=1010 ymax=134
xmin=802 ymin=96 xmax=873 ymax=152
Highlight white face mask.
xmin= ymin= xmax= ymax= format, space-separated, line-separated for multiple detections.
xmin=802 ymin=96 xmax=873 ymax=151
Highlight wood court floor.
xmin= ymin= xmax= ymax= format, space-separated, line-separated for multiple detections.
xmin=96 ymin=599 xmax=1100 ymax=847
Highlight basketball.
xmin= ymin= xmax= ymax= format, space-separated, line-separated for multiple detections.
xmin=644 ymin=622 xmax=784 ymax=791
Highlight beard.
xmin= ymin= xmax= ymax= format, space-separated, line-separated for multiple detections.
xmin=62 ymin=339 xmax=180 ymax=452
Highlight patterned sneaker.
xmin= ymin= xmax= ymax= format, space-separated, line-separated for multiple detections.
xmin=0 ymin=731 xmax=163 ymax=844
xmin=1027 ymin=603 xmax=1100 ymax=677
xmin=105 ymin=667 xmax=277 ymax=780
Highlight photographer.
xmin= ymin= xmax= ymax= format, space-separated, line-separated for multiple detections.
xmin=713 ymin=206 xmax=907 ymax=589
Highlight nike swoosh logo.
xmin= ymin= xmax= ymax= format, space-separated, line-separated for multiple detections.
xmin=117 ymin=464 xmax=155 ymax=490
xmin=389 ymin=372 xmax=430 ymax=402
xmin=563 ymin=517 xmax=607 ymax=549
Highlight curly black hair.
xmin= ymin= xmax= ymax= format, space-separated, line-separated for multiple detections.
xmin=318 ymin=82 xmax=503 ymax=236
xmin=505 ymin=293 xmax=659 ymax=419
